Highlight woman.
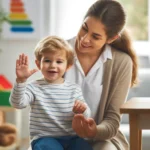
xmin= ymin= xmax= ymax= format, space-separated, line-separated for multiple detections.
xmin=65 ymin=0 xmax=138 ymax=150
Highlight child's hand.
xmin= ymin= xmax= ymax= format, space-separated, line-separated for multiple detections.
xmin=73 ymin=100 xmax=87 ymax=114
xmin=16 ymin=54 xmax=38 ymax=83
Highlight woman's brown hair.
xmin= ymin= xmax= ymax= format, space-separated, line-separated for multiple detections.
xmin=85 ymin=0 xmax=138 ymax=87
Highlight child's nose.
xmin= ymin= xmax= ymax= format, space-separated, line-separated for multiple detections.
xmin=50 ymin=62 xmax=56 ymax=67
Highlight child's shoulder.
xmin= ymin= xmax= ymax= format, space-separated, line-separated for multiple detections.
xmin=64 ymin=80 xmax=81 ymax=89
xmin=28 ymin=78 xmax=45 ymax=86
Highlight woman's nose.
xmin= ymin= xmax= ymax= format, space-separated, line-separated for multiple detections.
xmin=82 ymin=34 xmax=90 ymax=43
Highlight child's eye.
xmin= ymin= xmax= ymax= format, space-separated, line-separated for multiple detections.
xmin=44 ymin=59 xmax=50 ymax=62
xmin=57 ymin=61 xmax=63 ymax=64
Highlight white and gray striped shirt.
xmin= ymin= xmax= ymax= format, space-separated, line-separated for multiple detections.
xmin=9 ymin=78 xmax=91 ymax=140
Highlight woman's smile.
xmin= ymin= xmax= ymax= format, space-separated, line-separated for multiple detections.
xmin=81 ymin=42 xmax=91 ymax=48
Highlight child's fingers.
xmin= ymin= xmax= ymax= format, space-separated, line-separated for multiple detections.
xmin=79 ymin=104 xmax=86 ymax=112
xmin=73 ymin=101 xmax=87 ymax=113
xmin=19 ymin=54 xmax=22 ymax=65
xmin=73 ymin=104 xmax=78 ymax=112
xmin=74 ymin=100 xmax=79 ymax=106
xmin=74 ymin=105 xmax=85 ymax=113
xmin=18 ymin=54 xmax=29 ymax=65
xmin=77 ymin=105 xmax=83 ymax=112
xmin=25 ymin=55 xmax=28 ymax=66
xmin=75 ymin=101 xmax=82 ymax=110
xmin=81 ymin=107 xmax=86 ymax=113
xmin=73 ymin=101 xmax=80 ymax=113
xmin=76 ymin=101 xmax=86 ymax=108
xmin=16 ymin=60 xmax=20 ymax=68
xmin=81 ymin=104 xmax=86 ymax=110
xmin=18 ymin=53 xmax=26 ymax=65
xmin=22 ymin=54 xmax=26 ymax=65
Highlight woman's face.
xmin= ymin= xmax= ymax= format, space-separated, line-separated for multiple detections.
xmin=76 ymin=16 xmax=109 ymax=56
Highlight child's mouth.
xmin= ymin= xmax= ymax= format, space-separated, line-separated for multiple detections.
xmin=48 ymin=71 xmax=57 ymax=73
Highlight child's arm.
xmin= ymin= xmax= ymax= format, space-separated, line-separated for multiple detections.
xmin=9 ymin=54 xmax=38 ymax=109
xmin=73 ymin=100 xmax=91 ymax=118
xmin=9 ymin=81 xmax=34 ymax=109
xmin=72 ymin=86 xmax=91 ymax=118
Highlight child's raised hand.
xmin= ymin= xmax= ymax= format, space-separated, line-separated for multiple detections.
xmin=73 ymin=100 xmax=87 ymax=114
xmin=16 ymin=54 xmax=38 ymax=82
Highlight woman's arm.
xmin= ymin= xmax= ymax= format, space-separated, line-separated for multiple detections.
xmin=94 ymin=53 xmax=132 ymax=140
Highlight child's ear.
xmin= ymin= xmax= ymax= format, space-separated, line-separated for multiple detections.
xmin=35 ymin=60 xmax=41 ymax=70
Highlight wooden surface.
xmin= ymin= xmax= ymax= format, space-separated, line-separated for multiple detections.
xmin=0 ymin=111 xmax=4 ymax=124
xmin=0 ymin=107 xmax=16 ymax=123
xmin=0 ymin=106 xmax=16 ymax=112
xmin=120 ymin=97 xmax=150 ymax=113
xmin=120 ymin=97 xmax=150 ymax=150
xmin=129 ymin=113 xmax=142 ymax=150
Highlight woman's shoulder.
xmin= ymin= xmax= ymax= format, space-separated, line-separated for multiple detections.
xmin=111 ymin=47 xmax=132 ymax=64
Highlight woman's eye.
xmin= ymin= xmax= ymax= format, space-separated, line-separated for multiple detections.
xmin=82 ymin=26 xmax=88 ymax=32
xmin=92 ymin=34 xmax=101 ymax=40
xmin=93 ymin=36 xmax=99 ymax=40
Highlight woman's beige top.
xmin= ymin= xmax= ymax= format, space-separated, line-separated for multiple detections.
xmin=93 ymin=47 xmax=131 ymax=150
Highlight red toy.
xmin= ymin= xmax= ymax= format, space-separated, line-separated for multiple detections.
xmin=0 ymin=75 xmax=12 ymax=90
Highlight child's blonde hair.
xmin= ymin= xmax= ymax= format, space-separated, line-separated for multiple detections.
xmin=34 ymin=36 xmax=74 ymax=67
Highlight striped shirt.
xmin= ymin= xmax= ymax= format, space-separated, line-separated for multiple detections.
xmin=9 ymin=78 xmax=91 ymax=140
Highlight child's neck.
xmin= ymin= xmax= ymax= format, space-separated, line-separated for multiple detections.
xmin=44 ymin=78 xmax=64 ymax=84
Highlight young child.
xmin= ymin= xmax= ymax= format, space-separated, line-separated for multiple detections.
xmin=9 ymin=36 xmax=92 ymax=150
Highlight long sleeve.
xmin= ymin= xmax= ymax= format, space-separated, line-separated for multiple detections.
xmin=74 ymin=86 xmax=91 ymax=118
xmin=82 ymin=103 xmax=91 ymax=118
xmin=94 ymin=50 xmax=132 ymax=140
xmin=9 ymin=82 xmax=34 ymax=109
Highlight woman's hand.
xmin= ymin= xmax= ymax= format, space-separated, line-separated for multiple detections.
xmin=16 ymin=54 xmax=38 ymax=82
xmin=72 ymin=114 xmax=97 ymax=138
